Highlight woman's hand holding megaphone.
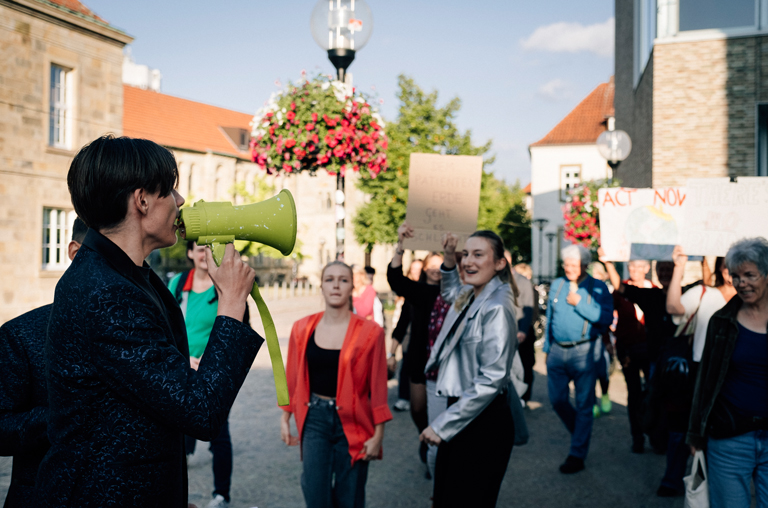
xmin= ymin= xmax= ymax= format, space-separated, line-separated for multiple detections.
xmin=206 ymin=243 xmax=255 ymax=322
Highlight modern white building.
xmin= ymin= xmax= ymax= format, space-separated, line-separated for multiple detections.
xmin=529 ymin=79 xmax=614 ymax=282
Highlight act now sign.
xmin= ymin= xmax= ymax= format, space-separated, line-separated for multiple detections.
xmin=599 ymin=181 xmax=768 ymax=260
xmin=598 ymin=187 xmax=688 ymax=261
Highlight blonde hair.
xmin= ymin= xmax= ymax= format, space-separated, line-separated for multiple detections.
xmin=454 ymin=231 xmax=519 ymax=311
xmin=320 ymin=261 xmax=354 ymax=310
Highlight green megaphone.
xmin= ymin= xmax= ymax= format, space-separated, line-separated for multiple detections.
xmin=179 ymin=189 xmax=297 ymax=406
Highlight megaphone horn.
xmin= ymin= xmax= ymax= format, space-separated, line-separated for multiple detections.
xmin=179 ymin=189 xmax=297 ymax=256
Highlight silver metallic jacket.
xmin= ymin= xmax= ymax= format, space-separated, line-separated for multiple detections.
xmin=424 ymin=267 xmax=518 ymax=441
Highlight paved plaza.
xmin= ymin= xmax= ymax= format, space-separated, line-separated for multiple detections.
xmin=1 ymin=296 xmax=685 ymax=507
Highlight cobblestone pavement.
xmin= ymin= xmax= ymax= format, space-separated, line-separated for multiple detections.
xmin=1 ymin=296 xmax=687 ymax=507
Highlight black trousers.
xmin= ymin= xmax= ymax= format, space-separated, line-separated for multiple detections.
xmin=433 ymin=393 xmax=514 ymax=508
xmin=621 ymin=343 xmax=650 ymax=445
xmin=519 ymin=329 xmax=536 ymax=402
xmin=185 ymin=417 xmax=232 ymax=501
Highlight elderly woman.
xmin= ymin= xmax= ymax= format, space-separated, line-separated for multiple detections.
xmin=420 ymin=230 xmax=521 ymax=507
xmin=688 ymin=237 xmax=768 ymax=508
xmin=544 ymin=245 xmax=613 ymax=474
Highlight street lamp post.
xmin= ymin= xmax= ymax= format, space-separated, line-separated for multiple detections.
xmin=310 ymin=0 xmax=374 ymax=260
xmin=532 ymin=218 xmax=549 ymax=284
xmin=596 ymin=117 xmax=632 ymax=182
xmin=545 ymin=232 xmax=557 ymax=280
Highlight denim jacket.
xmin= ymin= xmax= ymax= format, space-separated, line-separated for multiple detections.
xmin=687 ymin=296 xmax=743 ymax=449
xmin=424 ymin=267 xmax=517 ymax=442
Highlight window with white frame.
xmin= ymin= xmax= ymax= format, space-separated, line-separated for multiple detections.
xmin=42 ymin=208 xmax=75 ymax=270
xmin=560 ymin=165 xmax=581 ymax=201
xmin=634 ymin=0 xmax=657 ymax=86
xmin=49 ymin=64 xmax=72 ymax=149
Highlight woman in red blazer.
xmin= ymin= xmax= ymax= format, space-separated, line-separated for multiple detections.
xmin=280 ymin=261 xmax=393 ymax=508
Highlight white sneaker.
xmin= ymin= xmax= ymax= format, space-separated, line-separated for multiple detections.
xmin=207 ymin=494 xmax=229 ymax=508
xmin=393 ymin=399 xmax=410 ymax=412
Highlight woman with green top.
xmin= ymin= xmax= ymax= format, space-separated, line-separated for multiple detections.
xmin=168 ymin=240 xmax=249 ymax=508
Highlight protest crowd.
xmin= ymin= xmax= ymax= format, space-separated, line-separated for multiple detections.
xmin=2 ymin=134 xmax=768 ymax=508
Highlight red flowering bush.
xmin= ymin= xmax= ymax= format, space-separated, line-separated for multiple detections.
xmin=250 ymin=74 xmax=388 ymax=178
xmin=562 ymin=180 xmax=618 ymax=250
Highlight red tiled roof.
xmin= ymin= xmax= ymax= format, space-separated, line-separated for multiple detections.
xmin=123 ymin=85 xmax=253 ymax=160
xmin=523 ymin=183 xmax=531 ymax=194
xmin=530 ymin=78 xmax=614 ymax=147
xmin=43 ymin=0 xmax=108 ymax=24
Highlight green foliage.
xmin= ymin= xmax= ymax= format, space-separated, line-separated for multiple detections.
xmin=354 ymin=75 xmax=491 ymax=248
xmin=353 ymin=75 xmax=529 ymax=254
xmin=498 ymin=200 xmax=532 ymax=265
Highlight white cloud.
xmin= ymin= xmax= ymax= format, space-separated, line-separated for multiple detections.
xmin=521 ymin=18 xmax=614 ymax=57
xmin=537 ymin=78 xmax=571 ymax=101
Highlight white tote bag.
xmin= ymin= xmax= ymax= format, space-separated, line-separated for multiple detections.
xmin=684 ymin=450 xmax=709 ymax=508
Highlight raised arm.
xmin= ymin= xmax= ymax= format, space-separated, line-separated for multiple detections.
xmin=667 ymin=245 xmax=688 ymax=315
xmin=598 ymin=247 xmax=624 ymax=293
xmin=439 ymin=233 xmax=465 ymax=304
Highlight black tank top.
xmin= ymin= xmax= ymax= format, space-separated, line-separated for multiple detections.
xmin=306 ymin=331 xmax=340 ymax=398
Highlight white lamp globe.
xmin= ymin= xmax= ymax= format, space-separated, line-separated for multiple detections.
xmin=310 ymin=0 xmax=374 ymax=51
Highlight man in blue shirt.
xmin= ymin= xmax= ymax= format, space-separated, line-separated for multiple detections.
xmin=544 ymin=244 xmax=613 ymax=474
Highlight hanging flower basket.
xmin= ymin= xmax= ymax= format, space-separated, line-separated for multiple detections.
xmin=562 ymin=180 xmax=618 ymax=250
xmin=250 ymin=73 xmax=388 ymax=178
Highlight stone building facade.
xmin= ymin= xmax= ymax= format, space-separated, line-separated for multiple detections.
xmin=0 ymin=0 xmax=131 ymax=324
xmin=615 ymin=0 xmax=768 ymax=187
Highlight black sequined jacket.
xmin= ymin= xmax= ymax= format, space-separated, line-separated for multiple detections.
xmin=0 ymin=305 xmax=51 ymax=507
xmin=34 ymin=230 xmax=263 ymax=508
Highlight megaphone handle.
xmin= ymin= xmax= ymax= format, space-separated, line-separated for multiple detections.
xmin=250 ymin=284 xmax=290 ymax=407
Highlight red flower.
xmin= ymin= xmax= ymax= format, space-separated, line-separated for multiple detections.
xmin=311 ymin=112 xmax=318 ymax=122
xmin=282 ymin=163 xmax=292 ymax=172
xmin=285 ymin=138 xmax=296 ymax=148
xmin=305 ymin=123 xmax=315 ymax=131
xmin=290 ymin=102 xmax=296 ymax=110
xmin=333 ymin=145 xmax=345 ymax=157
xmin=311 ymin=133 xmax=319 ymax=144
xmin=266 ymin=111 xmax=273 ymax=118
xmin=286 ymin=111 xmax=296 ymax=121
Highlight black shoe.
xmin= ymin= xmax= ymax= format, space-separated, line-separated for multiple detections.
xmin=632 ymin=441 xmax=645 ymax=454
xmin=419 ymin=441 xmax=428 ymax=464
xmin=559 ymin=455 xmax=585 ymax=474
xmin=656 ymin=485 xmax=684 ymax=497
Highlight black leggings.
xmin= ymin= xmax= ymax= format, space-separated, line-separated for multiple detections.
xmin=433 ymin=393 xmax=514 ymax=508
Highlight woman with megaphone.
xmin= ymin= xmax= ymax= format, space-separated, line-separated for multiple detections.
xmin=280 ymin=261 xmax=392 ymax=508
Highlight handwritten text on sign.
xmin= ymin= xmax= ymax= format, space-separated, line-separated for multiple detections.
xmin=680 ymin=177 xmax=768 ymax=256
xmin=598 ymin=187 xmax=687 ymax=261
xmin=404 ymin=153 xmax=483 ymax=251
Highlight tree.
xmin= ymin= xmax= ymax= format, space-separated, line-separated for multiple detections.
xmin=354 ymin=75 xmax=493 ymax=249
xmin=498 ymin=201 xmax=532 ymax=265
xmin=354 ymin=75 xmax=528 ymax=253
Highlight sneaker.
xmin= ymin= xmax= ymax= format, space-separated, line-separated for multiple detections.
xmin=600 ymin=394 xmax=612 ymax=414
xmin=393 ymin=399 xmax=410 ymax=412
xmin=207 ymin=494 xmax=229 ymax=508
xmin=593 ymin=404 xmax=601 ymax=418
xmin=656 ymin=485 xmax=684 ymax=497
xmin=559 ymin=455 xmax=585 ymax=474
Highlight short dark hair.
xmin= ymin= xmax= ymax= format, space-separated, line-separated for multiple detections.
xmin=67 ymin=135 xmax=179 ymax=231
xmin=187 ymin=240 xmax=196 ymax=253
xmin=71 ymin=217 xmax=88 ymax=244
xmin=364 ymin=266 xmax=375 ymax=276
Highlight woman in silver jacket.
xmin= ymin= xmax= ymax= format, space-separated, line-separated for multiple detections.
xmin=420 ymin=230 xmax=520 ymax=508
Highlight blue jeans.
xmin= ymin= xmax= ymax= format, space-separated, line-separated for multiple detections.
xmin=301 ymin=394 xmax=369 ymax=508
xmin=185 ymin=417 xmax=232 ymax=502
xmin=660 ymin=431 xmax=689 ymax=492
xmin=707 ymin=431 xmax=768 ymax=508
xmin=547 ymin=340 xmax=597 ymax=459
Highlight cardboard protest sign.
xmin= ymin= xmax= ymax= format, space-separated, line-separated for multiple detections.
xmin=598 ymin=187 xmax=688 ymax=261
xmin=403 ymin=153 xmax=483 ymax=251
xmin=680 ymin=177 xmax=768 ymax=256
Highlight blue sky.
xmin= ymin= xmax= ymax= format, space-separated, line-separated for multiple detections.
xmin=85 ymin=0 xmax=614 ymax=185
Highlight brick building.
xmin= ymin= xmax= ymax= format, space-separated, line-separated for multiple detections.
xmin=0 ymin=0 xmax=131 ymax=324
xmin=615 ymin=0 xmax=768 ymax=187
